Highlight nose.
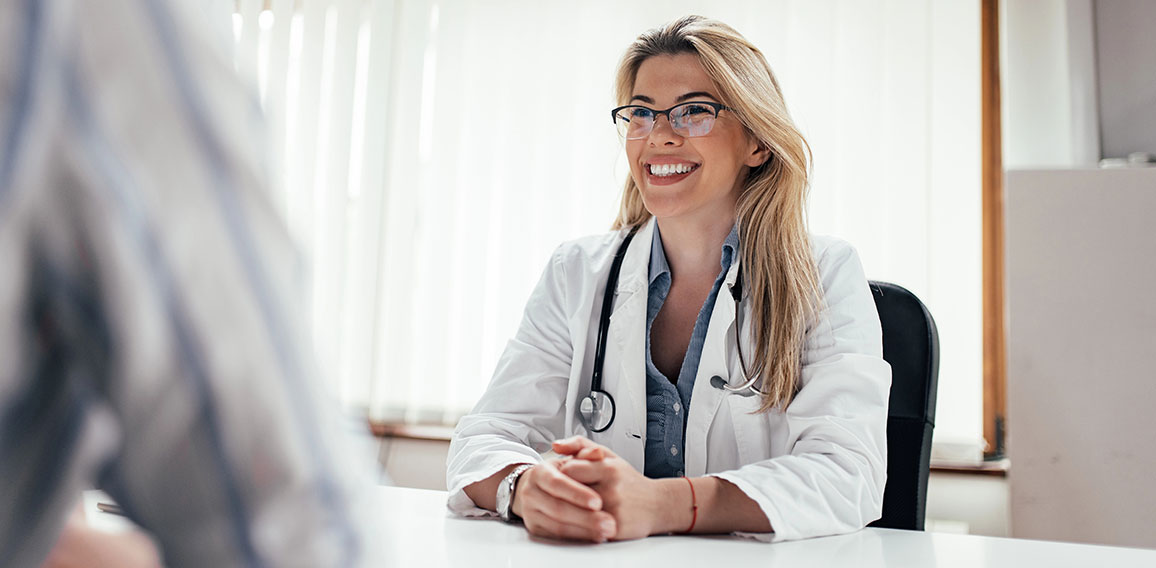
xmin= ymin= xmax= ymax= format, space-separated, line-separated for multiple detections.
xmin=647 ymin=113 xmax=683 ymax=146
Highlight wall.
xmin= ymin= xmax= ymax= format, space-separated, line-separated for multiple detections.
xmin=1094 ymin=0 xmax=1156 ymax=158
xmin=1001 ymin=0 xmax=1100 ymax=168
xmin=1005 ymin=168 xmax=1156 ymax=548
xmin=1002 ymin=0 xmax=1156 ymax=166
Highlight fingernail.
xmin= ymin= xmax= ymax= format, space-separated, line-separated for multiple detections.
xmin=601 ymin=520 xmax=615 ymax=536
xmin=588 ymin=498 xmax=600 ymax=509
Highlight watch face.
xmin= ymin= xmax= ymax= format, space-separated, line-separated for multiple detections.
xmin=497 ymin=475 xmax=514 ymax=520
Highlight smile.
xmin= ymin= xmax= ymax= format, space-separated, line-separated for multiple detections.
xmin=647 ymin=162 xmax=700 ymax=177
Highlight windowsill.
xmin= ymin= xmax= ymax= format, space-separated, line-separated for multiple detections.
xmin=369 ymin=421 xmax=457 ymax=442
xmin=368 ymin=420 xmax=1011 ymax=477
xmin=930 ymin=458 xmax=1009 ymax=477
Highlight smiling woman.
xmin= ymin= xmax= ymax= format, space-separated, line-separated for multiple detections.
xmin=447 ymin=15 xmax=891 ymax=544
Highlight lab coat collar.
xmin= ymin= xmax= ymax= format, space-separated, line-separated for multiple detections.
xmin=600 ymin=218 xmax=653 ymax=471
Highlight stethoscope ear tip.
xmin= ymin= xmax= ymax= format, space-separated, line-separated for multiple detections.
xmin=710 ymin=375 xmax=728 ymax=390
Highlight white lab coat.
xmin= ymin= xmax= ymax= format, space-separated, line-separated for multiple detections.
xmin=446 ymin=218 xmax=891 ymax=542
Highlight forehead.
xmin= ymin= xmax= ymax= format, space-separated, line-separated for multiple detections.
xmin=632 ymin=53 xmax=721 ymax=104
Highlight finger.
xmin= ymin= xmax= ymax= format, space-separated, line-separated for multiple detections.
xmin=557 ymin=458 xmax=610 ymax=486
xmin=525 ymin=502 xmax=617 ymax=543
xmin=536 ymin=462 xmax=604 ymax=510
xmin=525 ymin=515 xmax=607 ymax=543
xmin=574 ymin=446 xmax=606 ymax=461
xmin=551 ymin=436 xmax=597 ymax=456
xmin=538 ymin=496 xmax=617 ymax=537
xmin=553 ymin=437 xmax=616 ymax=462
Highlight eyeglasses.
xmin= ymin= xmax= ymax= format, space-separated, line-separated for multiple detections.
xmin=610 ymin=101 xmax=731 ymax=140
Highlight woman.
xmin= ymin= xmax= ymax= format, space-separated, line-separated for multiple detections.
xmin=446 ymin=15 xmax=890 ymax=543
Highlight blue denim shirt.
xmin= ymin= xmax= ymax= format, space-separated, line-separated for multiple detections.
xmin=643 ymin=224 xmax=740 ymax=478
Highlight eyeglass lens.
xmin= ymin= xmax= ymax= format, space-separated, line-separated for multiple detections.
xmin=616 ymin=103 xmax=719 ymax=140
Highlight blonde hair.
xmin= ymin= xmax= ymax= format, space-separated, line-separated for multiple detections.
xmin=611 ymin=15 xmax=822 ymax=412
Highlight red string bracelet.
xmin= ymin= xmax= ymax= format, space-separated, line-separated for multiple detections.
xmin=683 ymin=476 xmax=698 ymax=533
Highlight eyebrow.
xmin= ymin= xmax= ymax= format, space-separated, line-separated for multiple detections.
xmin=629 ymin=91 xmax=719 ymax=105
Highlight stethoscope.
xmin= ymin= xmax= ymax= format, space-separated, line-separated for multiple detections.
xmin=578 ymin=226 xmax=763 ymax=433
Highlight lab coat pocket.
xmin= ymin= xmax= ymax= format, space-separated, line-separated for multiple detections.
xmin=727 ymin=394 xmax=772 ymax=466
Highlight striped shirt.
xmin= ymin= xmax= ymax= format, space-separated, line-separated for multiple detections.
xmin=1 ymin=0 xmax=380 ymax=565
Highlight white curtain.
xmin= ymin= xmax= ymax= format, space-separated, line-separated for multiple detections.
xmin=228 ymin=0 xmax=982 ymax=453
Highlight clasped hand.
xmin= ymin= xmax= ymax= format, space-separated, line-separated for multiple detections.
xmin=510 ymin=436 xmax=669 ymax=543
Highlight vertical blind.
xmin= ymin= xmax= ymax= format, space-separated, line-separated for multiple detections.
xmin=226 ymin=0 xmax=982 ymax=453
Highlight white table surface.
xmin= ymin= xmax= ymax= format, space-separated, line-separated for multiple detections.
xmin=374 ymin=486 xmax=1156 ymax=567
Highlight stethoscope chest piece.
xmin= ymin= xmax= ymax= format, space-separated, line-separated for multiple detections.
xmin=579 ymin=390 xmax=615 ymax=432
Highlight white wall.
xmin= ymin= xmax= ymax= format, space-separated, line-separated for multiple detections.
xmin=1001 ymin=0 xmax=1100 ymax=168
xmin=1005 ymin=168 xmax=1156 ymax=548
xmin=1094 ymin=0 xmax=1156 ymax=159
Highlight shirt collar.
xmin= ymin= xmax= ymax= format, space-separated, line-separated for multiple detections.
xmin=649 ymin=223 xmax=741 ymax=285
xmin=648 ymin=224 xmax=670 ymax=286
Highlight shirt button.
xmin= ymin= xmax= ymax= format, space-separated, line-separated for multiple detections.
xmin=673 ymin=402 xmax=681 ymax=413
xmin=677 ymin=470 xmax=684 ymax=477
xmin=670 ymin=446 xmax=678 ymax=456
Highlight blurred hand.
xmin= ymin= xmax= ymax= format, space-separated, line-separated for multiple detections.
xmin=510 ymin=449 xmax=617 ymax=543
xmin=553 ymin=437 xmax=664 ymax=541
xmin=41 ymin=506 xmax=161 ymax=568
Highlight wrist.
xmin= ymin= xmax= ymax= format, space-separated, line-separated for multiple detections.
xmin=509 ymin=466 xmax=531 ymax=518
xmin=496 ymin=463 xmax=534 ymax=522
xmin=650 ymin=478 xmax=695 ymax=535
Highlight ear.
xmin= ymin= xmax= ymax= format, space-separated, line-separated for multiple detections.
xmin=745 ymin=140 xmax=772 ymax=168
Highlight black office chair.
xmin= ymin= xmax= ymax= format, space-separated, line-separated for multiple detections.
xmin=865 ymin=281 xmax=939 ymax=531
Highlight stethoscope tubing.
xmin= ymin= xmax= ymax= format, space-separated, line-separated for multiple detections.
xmin=590 ymin=226 xmax=639 ymax=396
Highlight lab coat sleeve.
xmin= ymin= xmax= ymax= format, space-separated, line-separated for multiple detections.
xmin=713 ymin=239 xmax=891 ymax=542
xmin=445 ymin=246 xmax=575 ymax=516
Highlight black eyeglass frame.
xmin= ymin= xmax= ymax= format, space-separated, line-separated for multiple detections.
xmin=609 ymin=101 xmax=733 ymax=140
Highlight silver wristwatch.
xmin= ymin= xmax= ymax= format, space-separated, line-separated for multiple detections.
xmin=496 ymin=464 xmax=534 ymax=522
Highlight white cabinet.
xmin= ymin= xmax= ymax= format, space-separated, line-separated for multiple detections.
xmin=1005 ymin=168 xmax=1156 ymax=547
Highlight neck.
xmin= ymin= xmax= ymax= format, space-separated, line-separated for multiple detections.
xmin=654 ymin=214 xmax=735 ymax=280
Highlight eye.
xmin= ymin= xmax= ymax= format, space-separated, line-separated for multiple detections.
xmin=682 ymin=103 xmax=714 ymax=116
xmin=628 ymin=107 xmax=655 ymax=120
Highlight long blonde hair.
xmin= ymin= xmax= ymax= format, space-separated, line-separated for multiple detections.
xmin=611 ymin=15 xmax=822 ymax=412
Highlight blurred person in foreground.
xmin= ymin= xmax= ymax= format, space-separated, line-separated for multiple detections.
xmin=1 ymin=0 xmax=382 ymax=565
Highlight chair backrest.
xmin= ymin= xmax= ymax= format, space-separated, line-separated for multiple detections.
xmin=865 ymin=281 xmax=940 ymax=531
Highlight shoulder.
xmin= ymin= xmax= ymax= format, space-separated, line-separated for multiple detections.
xmin=803 ymin=235 xmax=882 ymax=357
xmin=808 ymin=234 xmax=865 ymax=282
xmin=548 ymin=229 xmax=629 ymax=272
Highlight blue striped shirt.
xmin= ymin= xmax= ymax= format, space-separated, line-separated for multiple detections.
xmin=643 ymin=224 xmax=739 ymax=478
xmin=0 ymin=1 xmax=380 ymax=565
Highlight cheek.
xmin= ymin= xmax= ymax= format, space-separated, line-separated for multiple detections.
xmin=625 ymin=142 xmax=645 ymax=178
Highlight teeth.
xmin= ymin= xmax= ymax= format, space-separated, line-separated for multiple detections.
xmin=649 ymin=163 xmax=696 ymax=176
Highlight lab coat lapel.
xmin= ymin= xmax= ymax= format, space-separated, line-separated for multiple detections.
xmin=685 ymin=258 xmax=743 ymax=477
xmin=601 ymin=219 xmax=655 ymax=472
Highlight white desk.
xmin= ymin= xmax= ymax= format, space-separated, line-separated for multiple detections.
xmin=375 ymin=486 xmax=1156 ymax=567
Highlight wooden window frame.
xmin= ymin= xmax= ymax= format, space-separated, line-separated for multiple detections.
xmin=981 ymin=0 xmax=1007 ymax=460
